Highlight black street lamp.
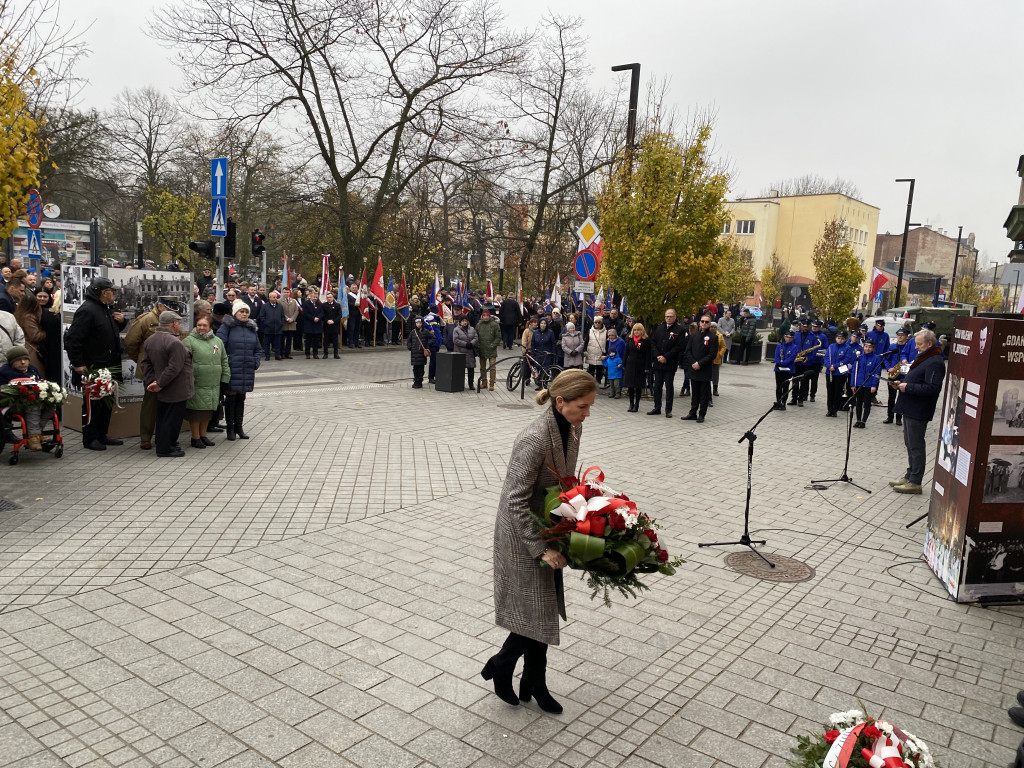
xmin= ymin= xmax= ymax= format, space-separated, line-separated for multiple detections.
xmin=894 ymin=179 xmax=916 ymax=308
xmin=611 ymin=63 xmax=641 ymax=151
xmin=948 ymin=225 xmax=963 ymax=305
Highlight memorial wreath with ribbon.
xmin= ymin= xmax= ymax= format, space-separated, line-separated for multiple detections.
xmin=532 ymin=466 xmax=684 ymax=605
xmin=789 ymin=709 xmax=936 ymax=768
xmin=81 ymin=368 xmax=122 ymax=426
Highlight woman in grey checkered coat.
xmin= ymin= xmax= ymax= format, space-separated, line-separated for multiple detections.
xmin=484 ymin=369 xmax=598 ymax=713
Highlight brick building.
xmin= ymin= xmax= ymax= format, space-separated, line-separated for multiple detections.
xmin=873 ymin=226 xmax=978 ymax=282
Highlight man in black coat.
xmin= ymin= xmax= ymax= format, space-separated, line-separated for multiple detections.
xmin=680 ymin=314 xmax=717 ymax=423
xmin=647 ymin=308 xmax=683 ymax=418
xmin=195 ymin=268 xmax=215 ymax=298
xmin=256 ymin=291 xmax=286 ymax=360
xmin=64 ymin=276 xmax=128 ymax=450
xmin=321 ymin=291 xmax=343 ymax=358
xmin=497 ymin=296 xmax=521 ymax=351
xmin=892 ymin=329 xmax=945 ymax=494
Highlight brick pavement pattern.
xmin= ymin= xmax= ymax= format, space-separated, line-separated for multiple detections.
xmin=0 ymin=349 xmax=1021 ymax=768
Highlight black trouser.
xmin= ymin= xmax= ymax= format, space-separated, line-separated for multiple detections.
xmin=467 ymin=368 xmax=476 ymax=389
xmin=795 ymin=365 xmax=811 ymax=402
xmin=263 ymin=333 xmax=282 ymax=359
xmin=155 ymin=399 xmax=186 ymax=453
xmin=587 ymin=364 xmax=604 ymax=384
xmin=500 ymin=324 xmax=516 ymax=349
xmin=282 ymin=331 xmax=294 ymax=357
xmin=651 ymin=368 xmax=675 ymax=413
xmin=82 ymin=398 xmax=112 ymax=446
xmin=323 ymin=333 xmax=340 ymax=356
xmin=903 ymin=416 xmax=928 ymax=484
xmin=740 ymin=337 xmax=754 ymax=363
xmin=689 ymin=380 xmax=711 ymax=417
xmin=826 ymin=374 xmax=848 ymax=415
xmin=809 ymin=363 xmax=822 ymax=398
xmin=628 ymin=387 xmax=641 ymax=408
xmin=347 ymin=315 xmax=361 ymax=347
xmin=305 ymin=333 xmax=321 ymax=356
xmin=775 ymin=371 xmax=791 ymax=407
xmin=887 ymin=381 xmax=899 ymax=419
xmin=412 ymin=364 xmax=424 ymax=386
xmin=292 ymin=329 xmax=303 ymax=353
xmin=853 ymin=387 xmax=873 ymax=423
xmin=428 ymin=350 xmax=437 ymax=380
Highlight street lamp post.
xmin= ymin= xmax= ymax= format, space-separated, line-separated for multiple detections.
xmin=610 ymin=63 xmax=641 ymax=151
xmin=894 ymin=179 xmax=916 ymax=308
xmin=466 ymin=251 xmax=472 ymax=292
xmin=498 ymin=250 xmax=505 ymax=294
xmin=948 ymin=225 xmax=963 ymax=306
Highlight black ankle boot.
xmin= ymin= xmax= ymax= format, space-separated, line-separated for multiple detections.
xmin=481 ymin=657 xmax=519 ymax=706
xmin=520 ymin=643 xmax=562 ymax=714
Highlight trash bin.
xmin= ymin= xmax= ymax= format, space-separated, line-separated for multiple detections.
xmin=435 ymin=350 xmax=465 ymax=392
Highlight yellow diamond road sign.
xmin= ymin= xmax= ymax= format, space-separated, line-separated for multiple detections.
xmin=576 ymin=218 xmax=600 ymax=248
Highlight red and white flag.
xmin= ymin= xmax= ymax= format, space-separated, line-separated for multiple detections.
xmin=870 ymin=268 xmax=888 ymax=298
xmin=319 ymin=254 xmax=331 ymax=301
xmin=485 ymin=279 xmax=493 ymax=303
xmin=358 ymin=267 xmax=372 ymax=321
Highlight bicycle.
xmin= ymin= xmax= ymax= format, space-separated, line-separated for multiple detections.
xmin=506 ymin=346 xmax=563 ymax=392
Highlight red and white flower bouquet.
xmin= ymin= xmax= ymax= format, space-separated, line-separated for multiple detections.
xmin=534 ymin=466 xmax=684 ymax=604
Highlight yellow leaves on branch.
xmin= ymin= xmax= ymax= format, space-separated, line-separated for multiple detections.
xmin=596 ymin=126 xmax=730 ymax=322
xmin=0 ymin=51 xmax=42 ymax=240
xmin=808 ymin=218 xmax=865 ymax=321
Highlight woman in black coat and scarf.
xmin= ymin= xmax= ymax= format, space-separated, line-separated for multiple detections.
xmin=622 ymin=322 xmax=651 ymax=412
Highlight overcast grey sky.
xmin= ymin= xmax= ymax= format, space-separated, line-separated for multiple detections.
xmin=65 ymin=0 xmax=1024 ymax=266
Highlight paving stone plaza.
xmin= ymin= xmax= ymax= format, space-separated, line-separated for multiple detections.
xmin=0 ymin=349 xmax=1021 ymax=768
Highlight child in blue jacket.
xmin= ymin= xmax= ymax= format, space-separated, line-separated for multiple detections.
xmin=603 ymin=330 xmax=625 ymax=399
xmin=773 ymin=330 xmax=800 ymax=410
xmin=824 ymin=329 xmax=854 ymax=417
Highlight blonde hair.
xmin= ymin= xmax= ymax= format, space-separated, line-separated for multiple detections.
xmin=631 ymin=322 xmax=647 ymax=339
xmin=535 ymin=368 xmax=598 ymax=405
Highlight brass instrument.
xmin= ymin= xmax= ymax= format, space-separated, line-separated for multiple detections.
xmin=795 ymin=340 xmax=822 ymax=364
xmin=887 ymin=362 xmax=902 ymax=382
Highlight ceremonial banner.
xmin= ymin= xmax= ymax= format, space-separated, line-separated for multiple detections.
xmin=370 ymin=257 xmax=386 ymax=307
xmin=382 ymin=275 xmax=397 ymax=322
xmin=925 ymin=316 xmax=1024 ymax=601
xmin=358 ymin=268 xmax=372 ymax=321
xmin=319 ymin=254 xmax=331 ymax=301
xmin=397 ymin=273 xmax=410 ymax=320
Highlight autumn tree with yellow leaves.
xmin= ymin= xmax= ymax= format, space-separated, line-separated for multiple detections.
xmin=597 ymin=122 xmax=730 ymax=323
xmin=0 ymin=50 xmax=43 ymax=239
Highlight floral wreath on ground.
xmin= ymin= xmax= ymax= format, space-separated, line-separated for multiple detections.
xmin=531 ymin=466 xmax=684 ymax=605
xmin=789 ymin=709 xmax=936 ymax=768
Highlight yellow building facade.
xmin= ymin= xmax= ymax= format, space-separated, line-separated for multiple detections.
xmin=723 ymin=192 xmax=880 ymax=304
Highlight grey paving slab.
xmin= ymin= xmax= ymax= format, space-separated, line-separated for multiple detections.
xmin=0 ymin=350 xmax=1021 ymax=767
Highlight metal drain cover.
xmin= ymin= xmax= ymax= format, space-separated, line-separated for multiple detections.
xmin=0 ymin=498 xmax=23 ymax=512
xmin=498 ymin=403 xmax=533 ymax=410
xmin=725 ymin=552 xmax=815 ymax=582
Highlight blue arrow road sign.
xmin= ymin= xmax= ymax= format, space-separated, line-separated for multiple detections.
xmin=211 ymin=158 xmax=227 ymax=198
xmin=26 ymin=228 xmax=42 ymax=257
xmin=210 ymin=198 xmax=227 ymax=237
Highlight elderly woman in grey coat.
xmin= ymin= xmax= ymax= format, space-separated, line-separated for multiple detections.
xmin=485 ymin=368 xmax=598 ymax=713
xmin=559 ymin=322 xmax=584 ymax=368
xmin=453 ymin=315 xmax=479 ymax=391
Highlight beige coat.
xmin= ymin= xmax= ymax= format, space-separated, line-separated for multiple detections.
xmin=584 ymin=326 xmax=607 ymax=367
xmin=280 ymin=297 xmax=300 ymax=331
xmin=493 ymin=407 xmax=581 ymax=645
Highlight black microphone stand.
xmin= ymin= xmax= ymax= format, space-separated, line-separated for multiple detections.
xmin=699 ymin=397 xmax=780 ymax=568
xmin=812 ymin=348 xmax=894 ymax=494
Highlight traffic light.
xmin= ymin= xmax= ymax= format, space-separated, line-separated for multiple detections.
xmin=251 ymin=229 xmax=266 ymax=256
xmin=225 ymin=218 xmax=236 ymax=260
xmin=188 ymin=240 xmax=216 ymax=261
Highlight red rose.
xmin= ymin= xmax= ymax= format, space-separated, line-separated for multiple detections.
xmin=27 ymin=394 xmax=36 ymax=401
xmin=824 ymin=730 xmax=840 ymax=743
xmin=19 ymin=386 xmax=28 ymax=394
xmin=657 ymin=549 xmax=668 ymax=563
xmin=863 ymin=725 xmax=881 ymax=740
xmin=643 ymin=529 xmax=658 ymax=544
xmin=609 ymin=512 xmax=625 ymax=531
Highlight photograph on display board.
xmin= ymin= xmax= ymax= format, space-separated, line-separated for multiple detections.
xmin=924 ymin=479 xmax=965 ymax=598
xmin=106 ymin=268 xmax=193 ymax=329
xmin=991 ymin=379 xmax=1024 ymax=436
xmin=962 ymin=534 xmax=1024 ymax=589
xmin=982 ymin=448 xmax=1024 ymax=504
xmin=937 ymin=373 xmax=965 ymax=475
xmin=61 ymin=265 xmax=100 ymax=312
